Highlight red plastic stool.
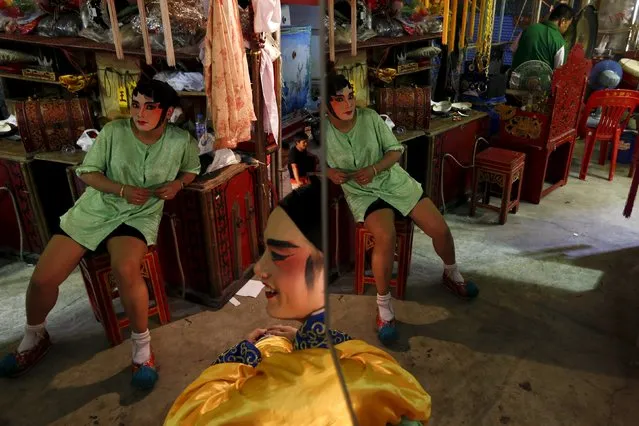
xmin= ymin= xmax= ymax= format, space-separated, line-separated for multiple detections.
xmin=79 ymin=245 xmax=170 ymax=346
xmin=354 ymin=218 xmax=414 ymax=300
xmin=470 ymin=147 xmax=526 ymax=225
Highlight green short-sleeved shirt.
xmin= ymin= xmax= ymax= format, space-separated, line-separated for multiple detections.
xmin=326 ymin=108 xmax=423 ymax=222
xmin=60 ymin=119 xmax=201 ymax=250
xmin=512 ymin=21 xmax=566 ymax=70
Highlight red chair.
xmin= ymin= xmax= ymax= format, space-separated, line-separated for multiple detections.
xmin=79 ymin=246 xmax=170 ymax=346
xmin=354 ymin=219 xmax=414 ymax=300
xmin=578 ymin=89 xmax=639 ymax=181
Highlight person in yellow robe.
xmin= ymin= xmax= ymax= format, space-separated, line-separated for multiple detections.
xmin=164 ymin=177 xmax=431 ymax=426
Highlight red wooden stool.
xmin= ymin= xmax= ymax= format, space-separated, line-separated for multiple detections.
xmin=354 ymin=218 xmax=414 ymax=300
xmin=470 ymin=147 xmax=526 ymax=225
xmin=78 ymin=246 xmax=170 ymax=346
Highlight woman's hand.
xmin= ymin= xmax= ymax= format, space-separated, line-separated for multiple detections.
xmin=353 ymin=166 xmax=375 ymax=186
xmin=266 ymin=325 xmax=298 ymax=342
xmin=327 ymin=168 xmax=349 ymax=185
xmin=247 ymin=328 xmax=269 ymax=343
xmin=155 ymin=180 xmax=183 ymax=200
xmin=123 ymin=186 xmax=151 ymax=205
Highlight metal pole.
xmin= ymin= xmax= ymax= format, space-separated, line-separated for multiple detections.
xmin=274 ymin=29 xmax=283 ymax=199
xmin=498 ymin=0 xmax=507 ymax=43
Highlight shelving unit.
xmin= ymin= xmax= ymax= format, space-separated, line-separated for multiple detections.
xmin=0 ymin=71 xmax=61 ymax=85
xmin=333 ymin=33 xmax=442 ymax=54
xmin=0 ymin=33 xmax=196 ymax=60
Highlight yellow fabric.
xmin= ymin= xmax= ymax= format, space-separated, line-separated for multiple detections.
xmin=165 ymin=339 xmax=430 ymax=426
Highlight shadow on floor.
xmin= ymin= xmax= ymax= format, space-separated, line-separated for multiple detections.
xmin=0 ymin=335 xmax=151 ymax=426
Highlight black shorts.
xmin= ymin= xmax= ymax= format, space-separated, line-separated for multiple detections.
xmin=54 ymin=223 xmax=147 ymax=253
xmin=364 ymin=193 xmax=428 ymax=220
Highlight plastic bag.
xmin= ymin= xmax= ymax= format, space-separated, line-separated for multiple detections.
xmin=76 ymin=128 xmax=99 ymax=152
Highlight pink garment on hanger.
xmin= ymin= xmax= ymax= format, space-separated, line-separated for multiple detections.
xmin=205 ymin=0 xmax=256 ymax=149
xmin=260 ymin=47 xmax=279 ymax=144
xmin=252 ymin=0 xmax=281 ymax=33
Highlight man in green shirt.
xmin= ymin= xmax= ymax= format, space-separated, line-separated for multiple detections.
xmin=512 ymin=4 xmax=574 ymax=70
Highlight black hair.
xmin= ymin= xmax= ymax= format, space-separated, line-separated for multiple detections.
xmin=132 ymin=78 xmax=180 ymax=110
xmin=292 ymin=131 xmax=308 ymax=144
xmin=325 ymin=68 xmax=353 ymax=118
xmin=549 ymin=4 xmax=574 ymax=21
xmin=278 ymin=175 xmax=323 ymax=287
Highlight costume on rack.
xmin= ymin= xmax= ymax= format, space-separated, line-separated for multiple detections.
xmin=204 ymin=0 xmax=256 ymax=149
xmin=164 ymin=310 xmax=431 ymax=426
xmin=60 ymin=119 xmax=201 ymax=251
xmin=325 ymin=107 xmax=423 ymax=223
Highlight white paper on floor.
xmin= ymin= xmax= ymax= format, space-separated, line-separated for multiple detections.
xmin=229 ymin=297 xmax=241 ymax=307
xmin=235 ymin=279 xmax=265 ymax=298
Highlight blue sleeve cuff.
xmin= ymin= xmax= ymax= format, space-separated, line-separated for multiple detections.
xmin=212 ymin=340 xmax=262 ymax=367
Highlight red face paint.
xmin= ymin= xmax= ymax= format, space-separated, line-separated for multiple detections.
xmin=130 ymin=93 xmax=164 ymax=132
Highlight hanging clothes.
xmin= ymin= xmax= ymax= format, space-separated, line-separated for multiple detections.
xmin=204 ymin=0 xmax=256 ymax=149
xmin=252 ymin=0 xmax=281 ymax=33
xmin=260 ymin=42 xmax=279 ymax=144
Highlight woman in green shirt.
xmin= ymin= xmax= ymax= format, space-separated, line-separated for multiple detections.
xmin=325 ymin=73 xmax=478 ymax=345
xmin=0 ymin=79 xmax=201 ymax=390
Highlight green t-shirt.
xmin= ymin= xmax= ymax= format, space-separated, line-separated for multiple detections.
xmin=512 ymin=21 xmax=566 ymax=70
xmin=60 ymin=119 xmax=201 ymax=250
xmin=325 ymin=108 xmax=423 ymax=222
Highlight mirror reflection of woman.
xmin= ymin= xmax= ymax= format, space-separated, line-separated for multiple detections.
xmin=165 ymin=179 xmax=431 ymax=425
xmin=0 ymin=79 xmax=201 ymax=390
xmin=324 ymin=73 xmax=479 ymax=345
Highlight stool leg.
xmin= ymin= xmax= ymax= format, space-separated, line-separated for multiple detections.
xmin=148 ymin=253 xmax=171 ymax=324
xmin=580 ymin=133 xmax=596 ymax=180
xmin=512 ymin=167 xmax=524 ymax=214
xmin=396 ymin=234 xmax=407 ymax=301
xmin=500 ymin=173 xmax=512 ymax=225
xmin=609 ymin=131 xmax=621 ymax=181
xmin=469 ymin=169 xmax=480 ymax=217
xmin=354 ymin=228 xmax=365 ymax=295
xmin=598 ymin=140 xmax=608 ymax=166
xmin=97 ymin=272 xmax=123 ymax=346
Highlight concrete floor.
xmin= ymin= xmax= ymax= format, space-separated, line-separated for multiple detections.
xmin=1 ymin=152 xmax=639 ymax=426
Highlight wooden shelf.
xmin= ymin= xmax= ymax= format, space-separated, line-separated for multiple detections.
xmin=0 ymin=71 xmax=61 ymax=85
xmin=177 ymin=91 xmax=206 ymax=97
xmin=333 ymin=33 xmax=441 ymax=53
xmin=0 ymin=33 xmax=196 ymax=60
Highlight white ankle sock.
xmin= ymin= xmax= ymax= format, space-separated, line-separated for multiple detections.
xmin=444 ymin=263 xmax=465 ymax=283
xmin=376 ymin=292 xmax=395 ymax=322
xmin=17 ymin=323 xmax=46 ymax=353
xmin=131 ymin=329 xmax=151 ymax=365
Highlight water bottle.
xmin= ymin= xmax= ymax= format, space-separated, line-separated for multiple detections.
xmin=195 ymin=113 xmax=207 ymax=141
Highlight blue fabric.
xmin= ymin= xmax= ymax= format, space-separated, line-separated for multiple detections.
xmin=214 ymin=311 xmax=352 ymax=366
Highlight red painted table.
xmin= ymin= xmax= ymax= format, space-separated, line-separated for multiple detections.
xmin=425 ymin=111 xmax=491 ymax=210
xmin=0 ymin=139 xmax=48 ymax=254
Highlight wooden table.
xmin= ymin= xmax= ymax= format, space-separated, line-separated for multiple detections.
xmin=0 ymin=139 xmax=48 ymax=254
xmin=425 ymin=111 xmax=490 ymax=210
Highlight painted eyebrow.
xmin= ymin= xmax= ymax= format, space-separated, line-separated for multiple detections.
xmin=266 ymin=239 xmax=299 ymax=249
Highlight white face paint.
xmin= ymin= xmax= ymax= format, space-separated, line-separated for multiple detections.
xmin=329 ymin=87 xmax=356 ymax=121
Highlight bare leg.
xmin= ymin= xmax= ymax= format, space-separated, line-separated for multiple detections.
xmin=107 ymin=237 xmax=149 ymax=333
xmin=364 ymin=209 xmax=396 ymax=296
xmin=27 ymin=235 xmax=87 ymax=325
xmin=409 ymin=198 xmax=479 ymax=299
xmin=408 ymin=198 xmax=455 ymax=265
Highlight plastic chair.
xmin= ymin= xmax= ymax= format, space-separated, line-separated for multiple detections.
xmin=578 ymin=89 xmax=639 ymax=181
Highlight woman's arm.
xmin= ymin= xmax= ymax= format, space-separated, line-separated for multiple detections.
xmin=78 ymin=172 xmax=122 ymax=195
xmin=372 ymin=150 xmax=402 ymax=174
xmin=80 ymin=172 xmax=151 ymax=205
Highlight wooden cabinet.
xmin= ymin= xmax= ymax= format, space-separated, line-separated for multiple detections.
xmin=0 ymin=140 xmax=48 ymax=254
xmin=425 ymin=112 xmax=490 ymax=210
xmin=158 ymin=164 xmax=260 ymax=308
